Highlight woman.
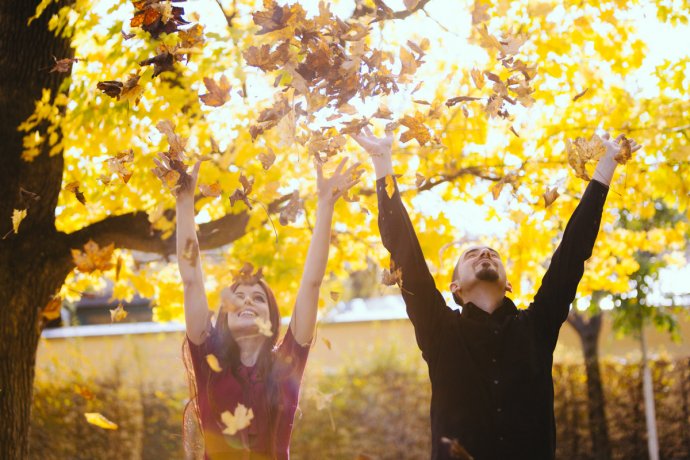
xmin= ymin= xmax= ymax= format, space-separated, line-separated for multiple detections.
xmin=176 ymin=157 xmax=362 ymax=459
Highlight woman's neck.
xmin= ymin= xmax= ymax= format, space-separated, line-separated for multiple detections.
xmin=235 ymin=335 xmax=265 ymax=366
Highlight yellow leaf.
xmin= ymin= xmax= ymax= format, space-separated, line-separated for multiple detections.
xmin=12 ymin=209 xmax=27 ymax=234
xmin=206 ymin=354 xmax=223 ymax=372
xmin=321 ymin=337 xmax=332 ymax=350
xmin=109 ymin=303 xmax=128 ymax=322
xmin=71 ymin=240 xmax=115 ymax=274
xmin=329 ymin=291 xmax=340 ymax=301
xmin=84 ymin=413 xmax=118 ymax=430
xmin=543 ymin=187 xmax=560 ymax=208
xmin=384 ymin=175 xmax=395 ymax=199
xmin=221 ymin=404 xmax=253 ymax=435
xmin=199 ymin=182 xmax=222 ymax=197
xmin=43 ymin=296 xmax=62 ymax=321
xmin=254 ymin=317 xmax=273 ymax=337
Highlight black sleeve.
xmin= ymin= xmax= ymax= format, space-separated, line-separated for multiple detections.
xmin=528 ymin=179 xmax=608 ymax=350
xmin=376 ymin=176 xmax=454 ymax=361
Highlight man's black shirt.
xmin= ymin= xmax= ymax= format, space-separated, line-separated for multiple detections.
xmin=376 ymin=177 xmax=608 ymax=460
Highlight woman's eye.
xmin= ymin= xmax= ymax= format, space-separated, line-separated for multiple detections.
xmin=253 ymin=296 xmax=265 ymax=303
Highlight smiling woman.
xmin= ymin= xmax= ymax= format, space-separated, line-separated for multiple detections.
xmin=175 ymin=158 xmax=363 ymax=459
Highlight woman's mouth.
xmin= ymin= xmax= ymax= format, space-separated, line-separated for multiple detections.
xmin=237 ymin=308 xmax=258 ymax=318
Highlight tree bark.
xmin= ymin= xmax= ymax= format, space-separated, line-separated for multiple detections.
xmin=567 ymin=310 xmax=612 ymax=460
xmin=640 ymin=325 xmax=660 ymax=460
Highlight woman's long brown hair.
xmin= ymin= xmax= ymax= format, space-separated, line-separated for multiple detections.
xmin=183 ymin=279 xmax=282 ymax=458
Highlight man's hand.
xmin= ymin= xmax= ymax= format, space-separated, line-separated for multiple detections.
xmin=593 ymin=131 xmax=642 ymax=186
xmin=350 ymin=126 xmax=394 ymax=179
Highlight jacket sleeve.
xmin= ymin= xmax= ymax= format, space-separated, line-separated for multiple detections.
xmin=376 ymin=176 xmax=454 ymax=361
xmin=528 ymin=179 xmax=609 ymax=351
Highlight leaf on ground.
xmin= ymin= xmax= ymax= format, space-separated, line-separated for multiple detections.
xmin=84 ymin=413 xmax=118 ymax=430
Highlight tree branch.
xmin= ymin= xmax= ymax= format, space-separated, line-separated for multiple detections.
xmin=371 ymin=0 xmax=432 ymax=22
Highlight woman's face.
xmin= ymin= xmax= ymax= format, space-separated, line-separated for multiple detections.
xmin=222 ymin=283 xmax=272 ymax=336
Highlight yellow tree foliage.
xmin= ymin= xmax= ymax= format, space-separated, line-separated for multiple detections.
xmin=20 ymin=0 xmax=689 ymax=321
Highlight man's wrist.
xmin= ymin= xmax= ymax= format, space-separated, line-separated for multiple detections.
xmin=372 ymin=154 xmax=394 ymax=179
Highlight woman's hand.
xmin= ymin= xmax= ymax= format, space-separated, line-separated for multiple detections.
xmin=316 ymin=157 xmax=364 ymax=207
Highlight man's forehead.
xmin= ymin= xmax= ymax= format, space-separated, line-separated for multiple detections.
xmin=462 ymin=245 xmax=499 ymax=255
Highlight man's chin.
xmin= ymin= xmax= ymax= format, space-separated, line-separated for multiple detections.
xmin=475 ymin=267 xmax=499 ymax=282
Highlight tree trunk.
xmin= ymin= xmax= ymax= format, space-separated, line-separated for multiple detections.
xmin=0 ymin=1 xmax=74 ymax=458
xmin=568 ymin=310 xmax=612 ymax=460
xmin=640 ymin=325 xmax=659 ymax=460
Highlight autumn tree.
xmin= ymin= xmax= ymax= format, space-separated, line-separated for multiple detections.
xmin=1 ymin=0 xmax=689 ymax=459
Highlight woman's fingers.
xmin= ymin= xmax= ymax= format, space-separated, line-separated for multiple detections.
xmin=334 ymin=156 xmax=349 ymax=176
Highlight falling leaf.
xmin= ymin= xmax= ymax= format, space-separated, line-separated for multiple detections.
xmin=572 ymin=88 xmax=589 ymax=102
xmin=255 ymin=317 xmax=273 ymax=337
xmin=130 ymin=0 xmax=189 ymax=39
xmin=110 ymin=303 xmax=128 ymax=323
xmin=121 ymin=30 xmax=135 ymax=40
xmin=106 ymin=149 xmax=134 ymax=183
xmin=252 ymin=0 xmax=295 ymax=35
xmin=445 ymin=96 xmax=480 ymax=107
xmin=199 ymin=75 xmax=231 ymax=107
xmin=199 ymin=182 xmax=222 ymax=197
xmin=139 ymin=49 xmax=177 ymax=78
xmin=470 ymin=68 xmax=485 ymax=89
xmin=543 ymin=186 xmax=560 ymax=208
xmin=399 ymin=112 xmax=432 ymax=145
xmin=415 ymin=173 xmax=426 ymax=188
xmin=42 ymin=296 xmax=62 ymax=321
xmin=313 ymin=390 xmax=336 ymax=410
xmin=321 ymin=337 xmax=332 ymax=350
xmin=243 ymin=43 xmax=290 ymax=71
xmin=258 ymin=148 xmax=276 ymax=170
xmin=206 ymin=354 xmax=223 ymax=372
xmin=373 ymin=105 xmax=393 ymax=119
xmin=440 ymin=437 xmax=474 ymax=459
xmin=231 ymin=262 xmax=263 ymax=285
xmin=156 ymin=120 xmax=187 ymax=159
xmin=115 ymin=255 xmax=123 ymax=281
xmin=471 ymin=1 xmax=490 ymax=24
xmin=65 ymin=181 xmax=86 ymax=205
xmin=509 ymin=126 xmax=520 ymax=138
xmin=403 ymin=0 xmax=420 ymax=11
xmin=221 ymin=404 xmax=254 ymax=435
xmin=229 ymin=174 xmax=254 ymax=210
xmin=330 ymin=291 xmax=341 ymax=301
xmin=71 ymin=240 xmax=115 ymax=274
xmin=279 ymin=190 xmax=303 ymax=226
xmin=384 ymin=175 xmax=395 ymax=199
xmin=50 ymin=57 xmax=79 ymax=73
xmin=12 ymin=209 xmax=27 ymax=234
xmin=74 ymin=384 xmax=94 ymax=400
xmin=84 ymin=413 xmax=118 ymax=430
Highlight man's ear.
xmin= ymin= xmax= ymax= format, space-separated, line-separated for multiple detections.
xmin=450 ymin=281 xmax=460 ymax=294
xmin=505 ymin=280 xmax=513 ymax=293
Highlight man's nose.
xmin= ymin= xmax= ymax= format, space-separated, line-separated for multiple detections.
xmin=479 ymin=249 xmax=491 ymax=258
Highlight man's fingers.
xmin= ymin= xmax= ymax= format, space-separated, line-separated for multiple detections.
xmin=314 ymin=158 xmax=324 ymax=181
xmin=602 ymin=132 xmax=611 ymax=140
xmin=615 ymin=134 xmax=625 ymax=143
xmin=335 ymin=157 xmax=348 ymax=175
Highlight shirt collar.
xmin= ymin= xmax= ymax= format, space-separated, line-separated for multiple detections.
xmin=461 ymin=297 xmax=518 ymax=322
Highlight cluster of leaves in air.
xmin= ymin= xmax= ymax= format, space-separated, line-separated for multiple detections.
xmin=243 ymin=0 xmax=437 ymax=153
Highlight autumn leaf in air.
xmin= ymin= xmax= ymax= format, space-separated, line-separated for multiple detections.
xmin=72 ymin=240 xmax=115 ymax=274
xmin=84 ymin=412 xmax=118 ymax=430
xmin=384 ymin=175 xmax=395 ymax=199
xmin=50 ymin=57 xmax=80 ymax=73
xmin=130 ymin=0 xmax=189 ymax=39
xmin=441 ymin=437 xmax=474 ymax=459
xmin=110 ymin=303 xmax=128 ymax=323
xmin=199 ymin=75 xmax=231 ymax=107
xmin=279 ymin=190 xmax=303 ymax=225
xmin=471 ymin=1 xmax=490 ymax=25
xmin=106 ymin=150 xmax=134 ymax=183
xmin=42 ymin=296 xmax=62 ymax=321
xmin=543 ymin=186 xmax=560 ymax=208
xmin=206 ymin=354 xmax=223 ymax=372
xmin=255 ymin=318 xmax=273 ymax=337
xmin=381 ymin=259 xmax=402 ymax=287
xmin=221 ymin=404 xmax=254 ymax=435
xmin=399 ymin=112 xmax=431 ymax=145
xmin=231 ymin=262 xmax=263 ymax=284
xmin=199 ymin=182 xmax=222 ymax=198
xmin=229 ymin=175 xmax=254 ymax=210
xmin=65 ymin=181 xmax=86 ymax=205
xmin=258 ymin=148 xmax=276 ymax=170
xmin=12 ymin=209 xmax=27 ymax=234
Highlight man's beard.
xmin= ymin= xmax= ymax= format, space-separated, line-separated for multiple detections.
xmin=475 ymin=262 xmax=499 ymax=282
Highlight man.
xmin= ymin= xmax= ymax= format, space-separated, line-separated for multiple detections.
xmin=352 ymin=128 xmax=640 ymax=460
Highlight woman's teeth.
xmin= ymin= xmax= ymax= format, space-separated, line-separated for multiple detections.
xmin=238 ymin=310 xmax=257 ymax=318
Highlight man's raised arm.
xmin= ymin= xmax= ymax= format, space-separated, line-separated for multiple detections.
xmin=529 ymin=133 xmax=641 ymax=350
xmin=352 ymin=128 xmax=452 ymax=359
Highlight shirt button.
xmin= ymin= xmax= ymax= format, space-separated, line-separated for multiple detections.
xmin=497 ymin=407 xmax=502 ymax=413
xmin=491 ymin=358 xmax=497 ymax=363
xmin=493 ymin=330 xmax=499 ymax=335
xmin=493 ymin=379 xmax=499 ymax=385
xmin=499 ymin=436 xmax=505 ymax=441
